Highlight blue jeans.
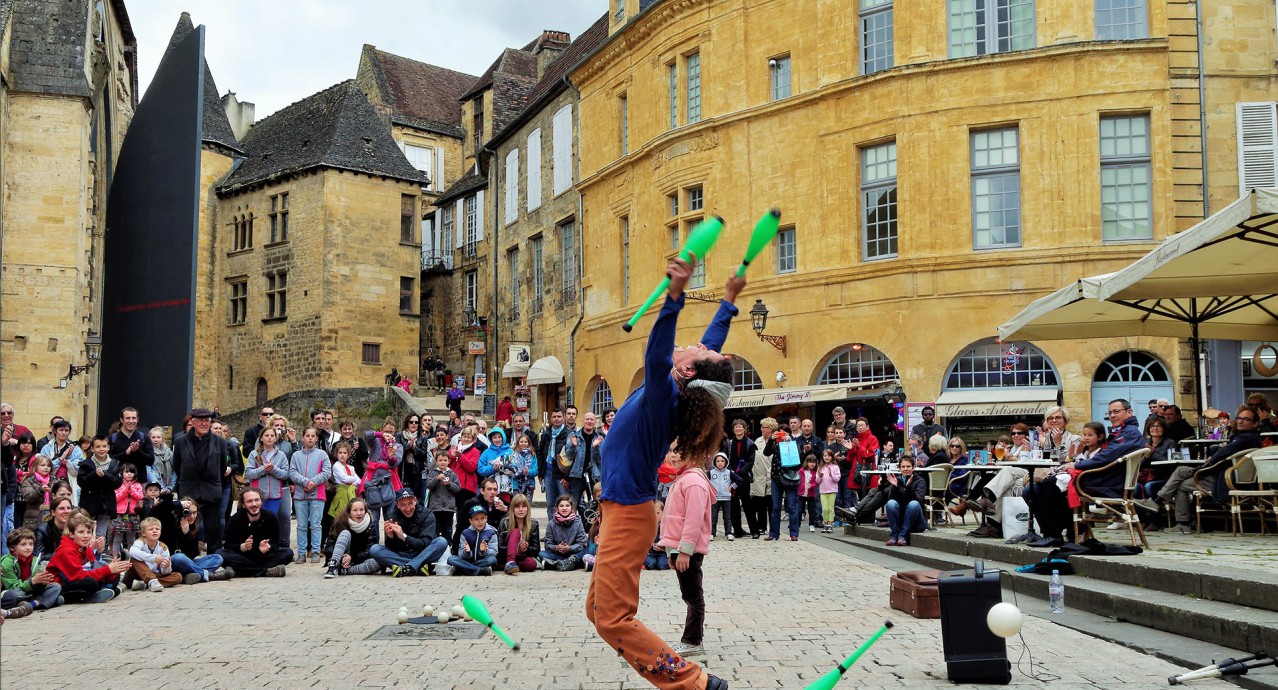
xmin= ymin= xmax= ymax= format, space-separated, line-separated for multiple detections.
xmin=171 ymin=553 xmax=223 ymax=579
xmin=769 ymin=480 xmax=800 ymax=539
xmin=294 ymin=499 xmax=323 ymax=554
xmin=837 ymin=485 xmax=859 ymax=511
xmin=886 ymin=499 xmax=927 ymax=541
xmin=644 ymin=552 xmax=669 ymax=570
xmin=370 ymin=537 xmax=449 ymax=572
xmin=446 ymin=553 xmax=497 ymax=575
xmin=1 ymin=582 xmax=61 ymax=609
xmin=1 ymin=500 xmax=12 ymax=555
xmin=543 ymin=475 xmax=563 ymax=522
xmin=800 ymin=496 xmax=821 ymax=527
xmin=277 ymin=492 xmax=291 ymax=548
xmin=220 ymin=482 xmax=232 ymax=534
xmin=539 ymin=547 xmax=583 ymax=564
xmin=369 ymin=503 xmax=395 ymax=537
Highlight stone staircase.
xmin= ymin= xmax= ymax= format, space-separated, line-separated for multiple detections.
xmin=391 ymin=385 xmax=483 ymax=419
xmin=824 ymin=523 xmax=1278 ymax=689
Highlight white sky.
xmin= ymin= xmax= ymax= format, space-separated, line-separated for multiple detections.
xmin=127 ymin=0 xmax=604 ymax=119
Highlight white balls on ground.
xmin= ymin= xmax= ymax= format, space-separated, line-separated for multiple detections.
xmin=396 ymin=609 xmax=409 ymax=624
xmin=451 ymin=605 xmax=465 ymax=619
xmin=423 ymin=605 xmax=434 ymax=618
xmin=437 ymin=611 xmax=450 ymax=624
xmin=986 ymin=602 xmax=1023 ymax=639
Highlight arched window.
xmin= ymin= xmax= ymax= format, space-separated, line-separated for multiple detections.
xmin=256 ymin=378 xmax=269 ymax=406
xmin=1092 ymin=351 xmax=1170 ymax=382
xmin=727 ymin=354 xmax=763 ymax=391
xmin=944 ymin=339 xmax=1059 ymax=389
xmin=590 ymin=379 xmax=614 ymax=415
xmin=817 ymin=344 xmax=897 ymax=385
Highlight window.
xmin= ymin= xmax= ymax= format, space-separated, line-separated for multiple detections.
xmin=591 ymin=379 xmax=614 ymax=415
xmin=776 ymin=227 xmax=796 ymax=274
xmin=361 ymin=343 xmax=381 ymax=365
xmin=944 ymin=338 xmax=1058 ymax=389
xmin=970 ymin=128 xmax=1021 ymax=249
xmin=1100 ymin=115 xmax=1152 ymax=241
xmin=401 ymin=195 xmax=417 ymax=243
xmin=464 ymin=270 xmax=478 ymax=314
xmin=399 ymin=276 xmax=415 ymax=313
xmin=862 ymin=141 xmax=898 ymax=259
xmin=441 ymin=206 xmax=455 ymax=256
xmin=265 ymin=271 xmax=287 ymax=320
xmin=686 ymin=52 xmax=701 ymax=124
xmin=949 ymin=0 xmax=1035 ymax=58
xmin=1237 ymin=102 xmax=1278 ymax=194
xmin=269 ymin=192 xmax=289 ymax=242
xmin=666 ymin=186 xmax=706 ymax=283
xmin=770 ymin=55 xmax=791 ymax=101
xmin=403 ymin=144 xmax=435 ymax=180
xmin=621 ymin=216 xmax=630 ymax=304
xmin=817 ymin=345 xmax=898 ymax=385
xmin=526 ymin=129 xmax=542 ymax=211
xmin=614 ymin=0 xmax=625 ymax=20
xmin=860 ymin=0 xmax=894 ymax=74
xmin=552 ymin=105 xmax=573 ymax=196
xmin=531 ymin=236 xmax=544 ymax=316
xmin=232 ymin=213 xmax=253 ymax=251
xmin=464 ymin=195 xmax=478 ymax=257
xmin=504 ymin=148 xmax=519 ymax=224
xmin=508 ymin=248 xmax=520 ymax=322
xmin=1093 ymin=350 xmax=1169 ymax=383
xmin=472 ymin=94 xmax=484 ymax=153
xmin=668 ymin=63 xmax=678 ymax=129
xmin=619 ymin=94 xmax=629 ymax=155
xmin=229 ymin=279 xmax=247 ymax=325
xmin=687 ymin=187 xmax=706 ymax=287
xmin=730 ymin=355 xmax=763 ymax=391
xmin=1095 ymin=0 xmax=1146 ymax=40
xmin=228 ymin=364 xmax=234 ymax=390
xmin=256 ymin=378 xmax=268 ymax=406
xmin=561 ymin=219 xmax=579 ymax=298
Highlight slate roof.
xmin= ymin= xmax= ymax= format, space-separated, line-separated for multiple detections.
xmin=489 ymin=13 xmax=609 ymax=148
xmin=435 ymin=170 xmax=487 ymax=205
xmin=164 ymin=13 xmax=242 ymax=154
xmin=359 ymin=45 xmax=477 ymax=138
xmin=218 ymin=80 xmax=427 ymax=194
xmin=3 ymin=0 xmax=136 ymax=101
xmin=0 ymin=0 xmax=16 ymax=41
xmin=458 ymin=47 xmax=538 ymax=103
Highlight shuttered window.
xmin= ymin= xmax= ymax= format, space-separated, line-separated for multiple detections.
xmin=504 ymin=148 xmax=519 ymax=224
xmin=527 ymin=129 xmax=542 ymax=211
xmin=1237 ymin=102 xmax=1278 ymax=194
xmin=552 ymin=106 xmax=573 ymax=196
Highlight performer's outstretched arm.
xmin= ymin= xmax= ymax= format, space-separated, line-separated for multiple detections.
xmin=700 ymin=274 xmax=747 ymax=353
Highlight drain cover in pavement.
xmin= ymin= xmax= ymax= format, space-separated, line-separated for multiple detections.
xmin=367 ymin=622 xmax=487 ymax=641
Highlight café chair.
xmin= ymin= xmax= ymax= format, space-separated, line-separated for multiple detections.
xmin=1191 ymin=448 xmax=1255 ymax=535
xmin=1225 ymin=447 xmax=1278 ymax=536
xmin=921 ymin=463 xmax=955 ymax=528
xmin=1072 ymin=448 xmax=1151 ymax=549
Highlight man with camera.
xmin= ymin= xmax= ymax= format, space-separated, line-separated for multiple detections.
xmin=173 ymin=408 xmax=227 ymax=553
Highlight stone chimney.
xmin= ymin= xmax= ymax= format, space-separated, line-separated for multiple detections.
xmin=221 ymin=91 xmax=256 ymax=140
xmin=532 ymin=30 xmax=571 ymax=79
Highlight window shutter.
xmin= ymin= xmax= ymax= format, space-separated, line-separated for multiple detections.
xmin=527 ymin=129 xmax=542 ymax=211
xmin=505 ymin=149 xmax=519 ymax=224
xmin=436 ymin=147 xmax=445 ymax=191
xmin=455 ymin=200 xmax=464 ymax=248
xmin=1238 ymin=102 xmax=1278 ymax=194
xmin=476 ymin=190 xmax=485 ymax=242
xmin=553 ymin=106 xmax=572 ymax=196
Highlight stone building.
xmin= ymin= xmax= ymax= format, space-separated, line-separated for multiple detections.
xmin=568 ymin=0 xmax=1278 ymax=439
xmin=208 ymin=80 xmax=427 ymax=412
xmin=353 ymin=45 xmax=477 ymax=381
xmin=488 ymin=14 xmax=610 ymax=418
xmin=0 ymin=0 xmax=136 ymax=432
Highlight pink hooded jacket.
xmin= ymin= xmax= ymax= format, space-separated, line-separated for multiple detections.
xmin=657 ymin=466 xmax=713 ymax=556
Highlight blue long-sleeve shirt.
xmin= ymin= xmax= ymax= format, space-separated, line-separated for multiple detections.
xmin=599 ymin=295 xmax=738 ymax=505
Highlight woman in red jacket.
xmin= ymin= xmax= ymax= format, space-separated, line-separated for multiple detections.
xmin=449 ymin=428 xmax=481 ymax=548
xmin=46 ymin=513 xmax=129 ymax=604
xmin=846 ymin=417 xmax=882 ymax=497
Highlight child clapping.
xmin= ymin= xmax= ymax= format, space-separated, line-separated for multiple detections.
xmin=447 ymin=505 xmax=498 ymax=576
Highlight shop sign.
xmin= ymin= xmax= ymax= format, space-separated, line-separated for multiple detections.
xmin=468 ymin=340 xmax=486 ymax=355
xmin=937 ymin=401 xmax=1054 ymax=418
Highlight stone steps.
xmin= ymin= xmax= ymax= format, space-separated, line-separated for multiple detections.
xmin=832 ymin=525 xmax=1278 ymax=660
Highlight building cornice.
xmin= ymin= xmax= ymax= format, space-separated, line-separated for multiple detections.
xmin=572 ymin=0 xmax=712 ymax=85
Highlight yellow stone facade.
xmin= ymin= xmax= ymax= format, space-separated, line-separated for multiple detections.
xmin=569 ymin=0 xmax=1276 ymax=427
xmin=0 ymin=0 xmax=134 ymax=432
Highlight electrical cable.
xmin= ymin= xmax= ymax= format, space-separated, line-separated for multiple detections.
xmin=999 ymin=569 xmax=1061 ymax=683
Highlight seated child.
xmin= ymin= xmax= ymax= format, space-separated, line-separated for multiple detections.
xmin=325 ymin=498 xmax=381 ymax=577
xmin=643 ymin=501 xmax=670 ymax=570
xmin=498 ymin=493 xmax=540 ymax=574
xmin=539 ymin=495 xmax=587 ymax=571
xmin=0 ymin=528 xmax=63 ymax=611
xmin=125 ymin=517 xmax=184 ymax=591
xmin=446 ymin=504 xmax=498 ymax=576
xmin=46 ymin=513 xmax=130 ymax=603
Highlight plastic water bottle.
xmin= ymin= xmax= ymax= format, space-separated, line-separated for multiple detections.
xmin=1048 ymin=570 xmax=1065 ymax=613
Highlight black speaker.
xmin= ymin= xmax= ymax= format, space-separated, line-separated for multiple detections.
xmin=939 ymin=562 xmax=1012 ymax=684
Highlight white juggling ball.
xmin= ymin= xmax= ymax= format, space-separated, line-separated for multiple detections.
xmin=437 ymin=611 xmax=450 ymax=624
xmin=986 ymin=602 xmax=1023 ymax=639
xmin=423 ymin=605 xmax=434 ymax=618
xmin=396 ymin=610 xmax=410 ymax=624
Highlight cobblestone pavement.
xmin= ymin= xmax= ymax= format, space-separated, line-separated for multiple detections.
xmin=1 ymin=534 xmax=1227 ymax=689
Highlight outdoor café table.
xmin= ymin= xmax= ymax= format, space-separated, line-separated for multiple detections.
xmin=1150 ymin=458 xmax=1206 ymax=466
xmin=1263 ymin=431 xmax=1278 ymax=439
xmin=1001 ymin=460 xmax=1060 ymax=540
xmin=1179 ymin=438 xmax=1218 ymax=459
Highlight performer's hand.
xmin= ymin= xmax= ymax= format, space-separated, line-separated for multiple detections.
xmin=723 ymin=273 xmax=747 ymax=304
xmin=666 ymin=255 xmax=695 ymax=299
xmin=672 ymin=553 xmax=689 ymax=573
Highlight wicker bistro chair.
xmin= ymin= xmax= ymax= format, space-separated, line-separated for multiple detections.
xmin=920 ymin=463 xmax=955 ymax=528
xmin=1225 ymin=447 xmax=1278 ymax=536
xmin=1188 ymin=448 xmax=1255 ymax=534
xmin=1072 ymin=448 xmax=1151 ymax=549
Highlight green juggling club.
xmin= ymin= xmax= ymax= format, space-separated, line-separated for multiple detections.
xmin=804 ymin=621 xmax=893 ymax=690
xmin=736 ymin=208 xmax=782 ymax=277
xmin=461 ymin=595 xmax=520 ymax=651
xmin=622 ymin=215 xmax=725 ymax=332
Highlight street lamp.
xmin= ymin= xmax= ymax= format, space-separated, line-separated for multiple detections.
xmin=56 ymin=331 xmax=102 ymax=389
xmin=749 ymin=299 xmax=787 ymax=357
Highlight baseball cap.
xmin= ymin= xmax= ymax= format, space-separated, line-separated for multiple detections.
xmin=394 ymin=488 xmax=416 ymax=501
xmin=468 ymin=504 xmax=487 ymax=518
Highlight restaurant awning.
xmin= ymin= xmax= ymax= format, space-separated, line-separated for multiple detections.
xmin=726 ymin=379 xmax=897 ymax=410
xmin=935 ymin=388 xmax=1059 ymax=418
xmin=525 ymin=356 xmax=565 ymax=385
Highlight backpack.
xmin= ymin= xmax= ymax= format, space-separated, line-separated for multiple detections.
xmin=777 ymin=467 xmax=800 ymax=489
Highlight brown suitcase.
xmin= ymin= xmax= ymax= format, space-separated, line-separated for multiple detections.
xmin=889 ymin=569 xmax=941 ymax=619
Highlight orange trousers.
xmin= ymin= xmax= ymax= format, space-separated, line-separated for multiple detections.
xmin=586 ymin=500 xmax=708 ymax=690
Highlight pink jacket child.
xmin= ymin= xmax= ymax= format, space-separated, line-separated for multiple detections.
xmin=657 ymin=466 xmax=713 ymax=557
xmin=114 ymin=475 xmax=144 ymax=516
xmin=798 ymin=467 xmax=820 ymax=499
xmin=817 ymin=464 xmax=842 ymax=495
